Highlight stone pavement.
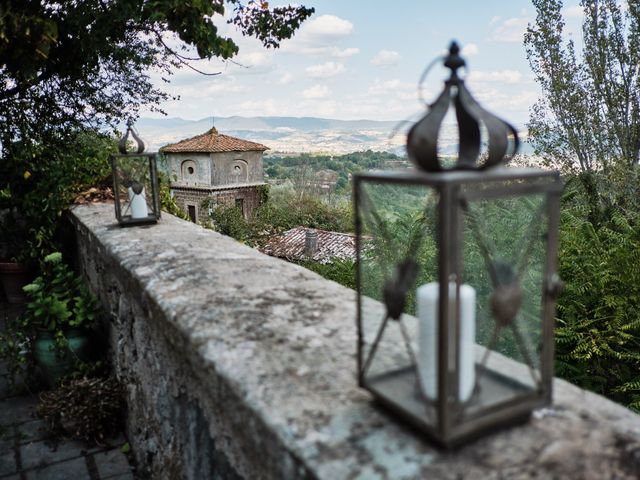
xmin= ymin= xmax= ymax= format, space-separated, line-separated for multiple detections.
xmin=0 ymin=301 xmax=137 ymax=480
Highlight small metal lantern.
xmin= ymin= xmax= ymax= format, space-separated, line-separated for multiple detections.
xmin=353 ymin=42 xmax=563 ymax=447
xmin=111 ymin=126 xmax=161 ymax=226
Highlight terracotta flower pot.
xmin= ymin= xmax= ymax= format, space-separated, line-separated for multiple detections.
xmin=0 ymin=261 xmax=33 ymax=304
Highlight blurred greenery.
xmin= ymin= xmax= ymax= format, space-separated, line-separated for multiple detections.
xmin=203 ymin=184 xmax=353 ymax=245
xmin=0 ymin=129 xmax=117 ymax=267
xmin=264 ymin=150 xmax=408 ymax=195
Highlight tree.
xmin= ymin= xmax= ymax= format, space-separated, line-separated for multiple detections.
xmin=525 ymin=0 xmax=640 ymax=175
xmin=0 ymin=0 xmax=313 ymax=265
xmin=0 ymin=0 xmax=313 ymax=144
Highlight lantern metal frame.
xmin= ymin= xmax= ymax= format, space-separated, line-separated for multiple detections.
xmin=110 ymin=127 xmax=161 ymax=226
xmin=354 ymin=167 xmax=562 ymax=448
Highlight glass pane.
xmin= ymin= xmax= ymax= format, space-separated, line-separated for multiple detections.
xmin=357 ymin=179 xmax=439 ymax=426
xmin=461 ymin=191 xmax=547 ymax=415
xmin=114 ymin=156 xmax=156 ymax=222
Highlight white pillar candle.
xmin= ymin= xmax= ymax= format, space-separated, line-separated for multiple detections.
xmin=128 ymin=187 xmax=149 ymax=219
xmin=417 ymin=282 xmax=476 ymax=402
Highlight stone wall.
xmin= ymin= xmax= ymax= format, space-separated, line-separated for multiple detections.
xmin=171 ymin=185 xmax=264 ymax=221
xmin=68 ymin=203 xmax=640 ymax=480
xmin=164 ymin=152 xmax=212 ymax=187
xmin=165 ymin=151 xmax=264 ymax=188
xmin=210 ymin=151 xmax=264 ymax=186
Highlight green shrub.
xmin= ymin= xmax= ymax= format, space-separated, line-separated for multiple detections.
xmin=0 ymin=129 xmax=116 ymax=267
xmin=206 ymin=202 xmax=252 ymax=242
xmin=555 ymin=195 xmax=640 ymax=410
xmin=203 ymin=186 xmax=353 ymax=245
xmin=299 ymin=259 xmax=356 ymax=289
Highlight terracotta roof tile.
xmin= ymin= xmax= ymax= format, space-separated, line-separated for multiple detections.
xmin=260 ymin=226 xmax=356 ymax=264
xmin=161 ymin=128 xmax=268 ymax=153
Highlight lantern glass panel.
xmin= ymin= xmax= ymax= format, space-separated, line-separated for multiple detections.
xmin=357 ymin=179 xmax=440 ymax=427
xmin=112 ymin=154 xmax=159 ymax=224
xmin=356 ymin=170 xmax=560 ymax=444
xmin=459 ymin=188 xmax=548 ymax=417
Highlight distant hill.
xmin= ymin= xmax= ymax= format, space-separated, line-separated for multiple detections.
xmin=132 ymin=115 xmax=536 ymax=156
xmin=134 ymin=116 xmax=406 ymax=154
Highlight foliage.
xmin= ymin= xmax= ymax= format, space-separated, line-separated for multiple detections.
xmin=0 ymin=1 xmax=312 ymax=267
xmin=524 ymin=0 xmax=640 ymax=410
xmin=265 ymin=150 xmax=407 ymax=195
xmin=256 ymin=183 xmax=270 ymax=204
xmin=204 ymin=185 xmax=353 ymax=245
xmin=0 ymin=0 xmax=313 ymax=144
xmin=0 ymin=252 xmax=98 ymax=386
xmin=37 ymin=375 xmax=124 ymax=444
xmin=298 ymin=259 xmax=356 ymax=289
xmin=555 ymin=178 xmax=640 ymax=410
xmin=21 ymin=252 xmax=97 ymax=332
xmin=0 ymin=129 xmax=117 ymax=266
xmin=205 ymin=201 xmax=253 ymax=241
xmin=525 ymin=0 xmax=640 ymax=174
xmin=158 ymin=173 xmax=190 ymax=222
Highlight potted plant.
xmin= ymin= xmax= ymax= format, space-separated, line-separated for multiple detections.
xmin=0 ymin=252 xmax=98 ymax=387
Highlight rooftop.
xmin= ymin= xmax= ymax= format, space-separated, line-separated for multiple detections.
xmin=161 ymin=127 xmax=268 ymax=153
xmin=261 ymin=226 xmax=356 ymax=263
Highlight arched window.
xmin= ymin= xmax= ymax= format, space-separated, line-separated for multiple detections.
xmin=231 ymin=159 xmax=248 ymax=184
xmin=181 ymin=160 xmax=197 ymax=184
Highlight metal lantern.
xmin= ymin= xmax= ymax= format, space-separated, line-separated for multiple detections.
xmin=111 ymin=126 xmax=161 ymax=226
xmin=353 ymin=42 xmax=563 ymax=447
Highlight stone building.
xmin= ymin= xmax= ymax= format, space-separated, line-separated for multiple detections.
xmin=161 ymin=128 xmax=268 ymax=222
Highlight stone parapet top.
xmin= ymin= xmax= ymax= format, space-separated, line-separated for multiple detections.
xmin=68 ymin=203 xmax=640 ymax=480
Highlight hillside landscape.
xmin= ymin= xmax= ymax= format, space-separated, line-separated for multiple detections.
xmin=136 ymin=115 xmax=535 ymax=157
xmin=136 ymin=115 xmax=405 ymax=154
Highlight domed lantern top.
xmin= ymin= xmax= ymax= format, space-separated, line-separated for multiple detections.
xmin=407 ymin=41 xmax=519 ymax=172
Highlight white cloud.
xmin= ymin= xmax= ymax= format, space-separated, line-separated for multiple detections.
xmin=296 ymin=15 xmax=354 ymax=43
xmin=371 ymin=50 xmax=401 ymax=66
xmin=281 ymin=15 xmax=358 ymax=59
xmin=468 ymin=70 xmax=524 ymax=84
xmin=331 ymin=47 xmax=360 ymax=58
xmin=278 ymin=73 xmax=293 ymax=85
xmin=465 ymin=84 xmax=539 ymax=126
xmin=461 ymin=43 xmax=479 ymax=56
xmin=302 ymin=84 xmax=331 ymax=99
xmin=367 ymin=79 xmax=411 ymax=96
xmin=236 ymin=98 xmax=282 ymax=116
xmin=233 ymin=51 xmax=275 ymax=72
xmin=202 ymin=82 xmax=245 ymax=95
xmin=306 ymin=61 xmax=345 ymax=78
xmin=491 ymin=17 xmax=529 ymax=43
xmin=364 ymin=79 xmax=424 ymax=107
xmin=280 ymin=43 xmax=360 ymax=58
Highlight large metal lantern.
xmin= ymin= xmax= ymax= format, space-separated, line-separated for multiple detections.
xmin=111 ymin=126 xmax=161 ymax=226
xmin=353 ymin=42 xmax=563 ymax=447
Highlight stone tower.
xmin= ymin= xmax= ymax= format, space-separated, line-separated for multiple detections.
xmin=161 ymin=128 xmax=268 ymax=222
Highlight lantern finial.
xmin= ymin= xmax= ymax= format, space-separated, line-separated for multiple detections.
xmin=118 ymin=124 xmax=146 ymax=155
xmin=406 ymin=41 xmax=519 ymax=172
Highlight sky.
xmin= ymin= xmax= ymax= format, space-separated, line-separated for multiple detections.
xmin=144 ymin=1 xmax=586 ymax=131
